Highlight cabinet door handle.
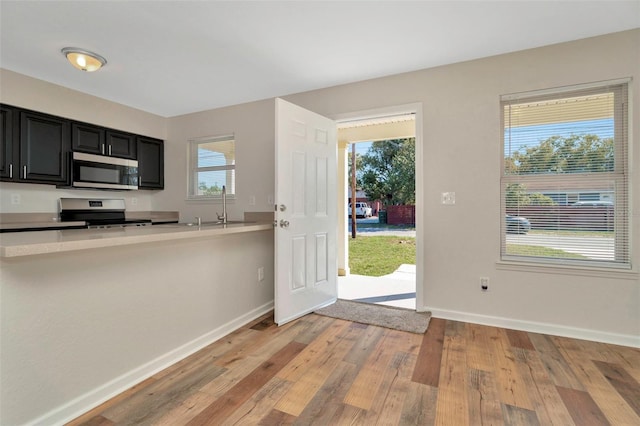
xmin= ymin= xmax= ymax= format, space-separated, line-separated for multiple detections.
xmin=108 ymin=145 xmax=112 ymax=156
xmin=9 ymin=164 xmax=12 ymax=178
xmin=102 ymin=144 xmax=105 ymax=155
xmin=22 ymin=165 xmax=27 ymax=179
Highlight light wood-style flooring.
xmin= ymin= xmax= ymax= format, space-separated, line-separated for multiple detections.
xmin=68 ymin=312 xmax=640 ymax=425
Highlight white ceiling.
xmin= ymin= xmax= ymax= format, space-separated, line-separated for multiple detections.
xmin=1 ymin=1 xmax=638 ymax=117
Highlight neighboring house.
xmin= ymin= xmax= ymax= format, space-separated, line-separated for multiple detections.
xmin=347 ymin=188 xmax=369 ymax=204
xmin=523 ymin=182 xmax=615 ymax=205
xmin=540 ymin=190 xmax=614 ymax=206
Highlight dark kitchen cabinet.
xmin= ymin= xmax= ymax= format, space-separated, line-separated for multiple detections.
xmin=19 ymin=110 xmax=69 ymax=184
xmin=71 ymin=122 xmax=105 ymax=154
xmin=72 ymin=123 xmax=136 ymax=159
xmin=106 ymin=130 xmax=136 ymax=159
xmin=1 ymin=104 xmax=69 ymax=185
xmin=0 ymin=105 xmax=15 ymax=179
xmin=137 ymin=136 xmax=164 ymax=189
xmin=1 ymin=103 xmax=163 ymax=188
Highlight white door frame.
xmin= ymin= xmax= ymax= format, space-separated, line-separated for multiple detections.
xmin=331 ymin=103 xmax=425 ymax=312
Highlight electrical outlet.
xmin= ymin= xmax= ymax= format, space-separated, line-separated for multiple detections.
xmin=441 ymin=192 xmax=455 ymax=205
xmin=11 ymin=194 xmax=21 ymax=205
xmin=480 ymin=277 xmax=489 ymax=291
xmin=249 ymin=195 xmax=256 ymax=206
xmin=130 ymin=197 xmax=138 ymax=206
xmin=258 ymin=266 xmax=265 ymax=282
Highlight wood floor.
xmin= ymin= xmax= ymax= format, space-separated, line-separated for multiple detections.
xmin=68 ymin=312 xmax=640 ymax=425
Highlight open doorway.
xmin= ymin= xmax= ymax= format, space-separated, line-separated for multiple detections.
xmin=335 ymin=111 xmax=419 ymax=310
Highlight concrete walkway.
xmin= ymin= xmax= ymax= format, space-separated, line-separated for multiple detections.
xmin=338 ymin=264 xmax=416 ymax=309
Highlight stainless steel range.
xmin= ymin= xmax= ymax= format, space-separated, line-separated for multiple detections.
xmin=59 ymin=198 xmax=152 ymax=229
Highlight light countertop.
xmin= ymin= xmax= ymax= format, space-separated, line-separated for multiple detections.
xmin=0 ymin=222 xmax=273 ymax=258
xmin=0 ymin=221 xmax=86 ymax=231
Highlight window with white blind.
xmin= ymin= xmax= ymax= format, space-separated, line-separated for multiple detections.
xmin=188 ymin=135 xmax=235 ymax=199
xmin=501 ymin=80 xmax=630 ymax=269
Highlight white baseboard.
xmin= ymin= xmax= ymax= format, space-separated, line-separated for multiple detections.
xmin=427 ymin=307 xmax=640 ymax=348
xmin=29 ymin=301 xmax=274 ymax=426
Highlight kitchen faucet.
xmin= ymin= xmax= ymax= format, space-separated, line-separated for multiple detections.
xmin=217 ymin=185 xmax=228 ymax=224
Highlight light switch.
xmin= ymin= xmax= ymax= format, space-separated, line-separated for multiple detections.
xmin=441 ymin=192 xmax=456 ymax=205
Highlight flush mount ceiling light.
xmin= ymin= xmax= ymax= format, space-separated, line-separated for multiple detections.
xmin=61 ymin=47 xmax=107 ymax=72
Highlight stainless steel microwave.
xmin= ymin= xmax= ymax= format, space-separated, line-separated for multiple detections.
xmin=71 ymin=152 xmax=139 ymax=190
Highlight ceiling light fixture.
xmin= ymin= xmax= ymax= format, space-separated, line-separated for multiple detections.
xmin=61 ymin=47 xmax=107 ymax=72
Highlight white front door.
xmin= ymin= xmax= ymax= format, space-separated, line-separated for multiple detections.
xmin=275 ymin=98 xmax=337 ymax=325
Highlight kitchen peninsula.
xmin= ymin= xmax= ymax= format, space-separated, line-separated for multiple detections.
xmin=0 ymin=222 xmax=275 ymax=425
xmin=0 ymin=221 xmax=273 ymax=257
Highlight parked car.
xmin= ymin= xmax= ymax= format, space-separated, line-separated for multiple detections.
xmin=506 ymin=214 xmax=531 ymax=234
xmin=349 ymin=202 xmax=373 ymax=218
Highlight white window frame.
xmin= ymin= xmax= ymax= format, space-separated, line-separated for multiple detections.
xmin=499 ymin=79 xmax=631 ymax=270
xmin=187 ymin=134 xmax=236 ymax=200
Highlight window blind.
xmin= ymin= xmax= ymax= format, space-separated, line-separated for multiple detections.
xmin=188 ymin=135 xmax=235 ymax=198
xmin=501 ymin=81 xmax=629 ymax=268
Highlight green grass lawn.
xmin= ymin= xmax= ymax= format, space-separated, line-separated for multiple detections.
xmin=529 ymin=229 xmax=613 ymax=238
xmin=505 ymin=244 xmax=587 ymax=259
xmin=349 ymin=236 xmax=586 ymax=277
xmin=350 ymin=222 xmax=415 ymax=230
xmin=349 ymin=236 xmax=416 ymax=276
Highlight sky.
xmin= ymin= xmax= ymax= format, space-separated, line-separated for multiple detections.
xmin=352 ymin=141 xmax=372 ymax=156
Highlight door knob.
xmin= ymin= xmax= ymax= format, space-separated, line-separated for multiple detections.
xmin=279 ymin=204 xmax=287 ymax=212
xmin=279 ymin=220 xmax=290 ymax=228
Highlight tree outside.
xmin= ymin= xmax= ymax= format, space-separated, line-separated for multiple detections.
xmin=505 ymin=184 xmax=556 ymax=207
xmin=505 ymin=134 xmax=613 ymax=175
xmin=356 ymin=138 xmax=415 ymax=206
xmin=505 ymin=134 xmax=612 ymax=206
xmin=198 ymin=182 xmax=222 ymax=196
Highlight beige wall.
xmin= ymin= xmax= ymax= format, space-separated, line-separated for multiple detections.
xmin=156 ymin=100 xmax=276 ymax=222
xmin=152 ymin=29 xmax=639 ymax=341
xmin=0 ymin=28 xmax=638 ymax=424
xmin=0 ymin=68 xmax=276 ymax=222
xmin=1 ymin=231 xmax=274 ymax=425
xmin=0 ymin=69 xmax=166 ymax=213
xmin=1 ymin=31 xmax=637 ymax=338
xmin=1 ymin=31 xmax=638 ymax=340
xmin=284 ymin=29 xmax=640 ymax=342
xmin=0 ymin=69 xmax=166 ymax=138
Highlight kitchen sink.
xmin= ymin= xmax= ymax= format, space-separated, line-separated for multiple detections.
xmin=158 ymin=220 xmax=254 ymax=228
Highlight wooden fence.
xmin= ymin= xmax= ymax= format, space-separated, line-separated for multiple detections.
xmin=386 ymin=205 xmax=415 ymax=226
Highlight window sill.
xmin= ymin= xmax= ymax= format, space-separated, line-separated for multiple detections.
xmin=496 ymin=259 xmax=638 ymax=280
xmin=185 ymin=196 xmax=236 ymax=203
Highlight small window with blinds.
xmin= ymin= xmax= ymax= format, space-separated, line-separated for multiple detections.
xmin=501 ymin=80 xmax=629 ymax=269
xmin=188 ymin=135 xmax=236 ymax=199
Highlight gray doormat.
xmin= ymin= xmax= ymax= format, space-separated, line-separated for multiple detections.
xmin=314 ymin=299 xmax=431 ymax=334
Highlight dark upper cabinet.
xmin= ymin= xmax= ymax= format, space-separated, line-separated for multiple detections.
xmin=19 ymin=110 xmax=69 ymax=184
xmin=72 ymin=122 xmax=105 ymax=155
xmin=1 ymin=104 xmax=164 ymax=189
xmin=0 ymin=105 xmax=15 ymax=179
xmin=72 ymin=123 xmax=136 ymax=159
xmin=106 ymin=130 xmax=136 ymax=159
xmin=137 ymin=136 xmax=164 ymax=189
